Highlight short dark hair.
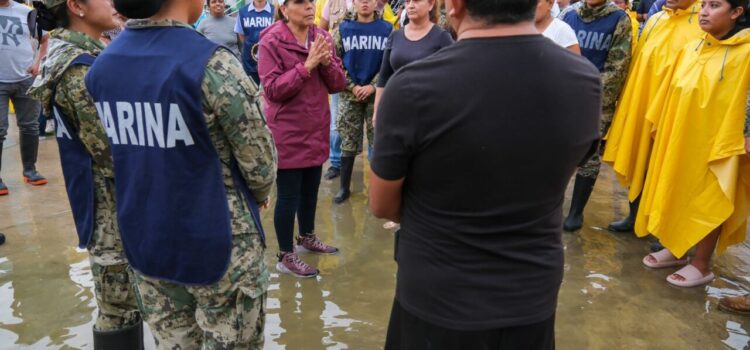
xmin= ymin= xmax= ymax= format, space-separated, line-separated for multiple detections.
xmin=206 ymin=0 xmax=224 ymax=8
xmin=726 ymin=0 xmax=749 ymax=26
xmin=464 ymin=0 xmax=538 ymax=24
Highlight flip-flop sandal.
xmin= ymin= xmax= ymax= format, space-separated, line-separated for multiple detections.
xmin=667 ymin=264 xmax=715 ymax=288
xmin=642 ymin=249 xmax=689 ymax=269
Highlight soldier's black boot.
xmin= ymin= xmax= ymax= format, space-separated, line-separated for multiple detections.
xmin=334 ymin=156 xmax=354 ymax=204
xmin=93 ymin=317 xmax=144 ymax=350
xmin=0 ymin=233 xmax=5 ymax=245
xmin=19 ymin=132 xmax=46 ymax=186
xmin=563 ymin=175 xmax=597 ymax=232
xmin=0 ymin=146 xmax=7 ymax=196
xmin=608 ymin=195 xmax=641 ymax=232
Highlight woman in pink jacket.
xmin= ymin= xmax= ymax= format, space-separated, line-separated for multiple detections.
xmin=258 ymin=0 xmax=346 ymax=278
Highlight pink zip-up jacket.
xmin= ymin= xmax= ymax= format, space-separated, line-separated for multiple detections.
xmin=258 ymin=21 xmax=346 ymax=169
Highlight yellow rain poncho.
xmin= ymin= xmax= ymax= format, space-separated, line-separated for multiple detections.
xmin=626 ymin=9 xmax=639 ymax=54
xmin=635 ymin=29 xmax=750 ymax=258
xmin=602 ymin=4 xmax=702 ymax=201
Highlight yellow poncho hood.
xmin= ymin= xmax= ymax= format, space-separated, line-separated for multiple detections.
xmin=602 ymin=4 xmax=702 ymax=201
xmin=635 ymin=29 xmax=750 ymax=258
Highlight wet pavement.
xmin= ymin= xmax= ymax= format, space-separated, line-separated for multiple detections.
xmin=1 ymin=118 xmax=750 ymax=350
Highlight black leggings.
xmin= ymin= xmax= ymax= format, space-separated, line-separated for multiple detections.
xmin=273 ymin=166 xmax=322 ymax=252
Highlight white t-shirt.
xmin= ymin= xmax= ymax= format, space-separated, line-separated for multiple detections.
xmin=551 ymin=2 xmax=561 ymax=18
xmin=542 ymin=18 xmax=578 ymax=49
xmin=0 ymin=1 xmax=35 ymax=82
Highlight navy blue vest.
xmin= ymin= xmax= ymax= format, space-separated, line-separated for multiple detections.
xmin=563 ymin=9 xmax=626 ymax=72
xmin=54 ymin=54 xmax=96 ymax=249
xmin=85 ymin=26 xmax=260 ymax=285
xmin=339 ymin=19 xmax=392 ymax=86
xmin=237 ymin=4 xmax=274 ymax=75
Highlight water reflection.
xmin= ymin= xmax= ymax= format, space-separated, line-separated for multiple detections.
xmin=2 ymin=144 xmax=750 ymax=349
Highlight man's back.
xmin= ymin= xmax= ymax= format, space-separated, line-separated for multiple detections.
xmin=372 ymin=34 xmax=601 ymax=330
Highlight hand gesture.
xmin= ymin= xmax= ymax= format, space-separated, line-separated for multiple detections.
xmin=304 ymin=34 xmax=332 ymax=72
xmin=356 ymin=85 xmax=375 ymax=101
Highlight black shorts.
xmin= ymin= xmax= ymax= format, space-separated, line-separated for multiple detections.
xmin=385 ymin=299 xmax=555 ymax=350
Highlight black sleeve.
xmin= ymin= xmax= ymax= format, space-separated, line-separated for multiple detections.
xmin=371 ymin=73 xmax=419 ymax=180
xmin=376 ymin=32 xmax=397 ymax=88
xmin=437 ymin=28 xmax=454 ymax=49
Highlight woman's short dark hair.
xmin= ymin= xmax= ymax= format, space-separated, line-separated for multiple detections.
xmin=36 ymin=0 xmax=86 ymax=30
xmin=726 ymin=0 xmax=749 ymax=25
xmin=464 ymin=0 xmax=538 ymax=24
xmin=52 ymin=2 xmax=70 ymax=28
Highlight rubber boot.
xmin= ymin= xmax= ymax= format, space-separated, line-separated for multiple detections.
xmin=19 ymin=132 xmax=46 ymax=185
xmin=93 ymin=317 xmax=145 ymax=350
xmin=0 ymin=146 xmax=7 ymax=196
xmin=608 ymin=195 xmax=640 ymax=232
xmin=334 ymin=156 xmax=354 ymax=204
xmin=563 ymin=175 xmax=597 ymax=232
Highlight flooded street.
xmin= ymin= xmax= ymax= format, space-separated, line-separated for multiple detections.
xmin=1 ymin=120 xmax=750 ymax=350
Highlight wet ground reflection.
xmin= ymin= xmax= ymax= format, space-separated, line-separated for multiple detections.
xmin=1 ymin=127 xmax=749 ymax=349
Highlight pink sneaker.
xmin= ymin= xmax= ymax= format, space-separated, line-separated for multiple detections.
xmin=297 ymin=234 xmax=339 ymax=254
xmin=276 ymin=252 xmax=318 ymax=278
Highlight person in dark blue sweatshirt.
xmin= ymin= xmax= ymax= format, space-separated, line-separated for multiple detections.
xmin=234 ymin=0 xmax=274 ymax=84
xmin=332 ymin=0 xmax=392 ymax=203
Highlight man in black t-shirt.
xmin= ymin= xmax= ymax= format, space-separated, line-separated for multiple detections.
xmin=368 ymin=0 xmax=602 ymax=348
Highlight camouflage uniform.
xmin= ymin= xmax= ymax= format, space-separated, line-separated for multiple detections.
xmin=125 ymin=19 xmax=277 ymax=350
xmin=332 ymin=20 xmax=379 ymax=157
xmin=575 ymin=3 xmax=632 ymax=179
xmin=27 ymin=29 xmax=141 ymax=332
xmin=745 ymin=87 xmax=749 ymax=138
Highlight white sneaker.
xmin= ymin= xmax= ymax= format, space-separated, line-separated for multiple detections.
xmin=45 ymin=120 xmax=55 ymax=134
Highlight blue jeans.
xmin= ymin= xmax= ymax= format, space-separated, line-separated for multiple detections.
xmin=329 ymin=94 xmax=342 ymax=169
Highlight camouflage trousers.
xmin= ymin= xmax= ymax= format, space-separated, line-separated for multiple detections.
xmin=88 ymin=175 xmax=141 ymax=331
xmin=336 ymin=92 xmax=374 ymax=157
xmin=90 ymin=260 xmax=141 ymax=331
xmin=577 ymin=114 xmax=613 ymax=179
xmin=134 ymin=232 xmax=268 ymax=350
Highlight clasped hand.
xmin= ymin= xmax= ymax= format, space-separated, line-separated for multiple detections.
xmin=352 ymin=85 xmax=375 ymax=102
xmin=304 ymin=34 xmax=332 ymax=73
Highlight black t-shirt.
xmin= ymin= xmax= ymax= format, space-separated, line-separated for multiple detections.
xmin=376 ymin=25 xmax=454 ymax=88
xmin=371 ymin=35 xmax=601 ymax=330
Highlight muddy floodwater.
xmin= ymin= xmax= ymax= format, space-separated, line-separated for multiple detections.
xmin=1 ymin=119 xmax=750 ymax=350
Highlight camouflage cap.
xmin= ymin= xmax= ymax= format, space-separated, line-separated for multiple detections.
xmin=40 ymin=0 xmax=67 ymax=10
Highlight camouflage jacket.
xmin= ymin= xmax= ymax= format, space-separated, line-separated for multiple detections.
xmin=577 ymin=2 xmax=633 ymax=119
xmin=29 ymin=29 xmax=113 ymax=177
xmin=126 ymin=19 xmax=278 ymax=238
xmin=28 ymin=30 xmax=127 ymax=265
xmin=332 ymin=17 xmax=383 ymax=92
xmin=745 ymin=86 xmax=749 ymax=138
